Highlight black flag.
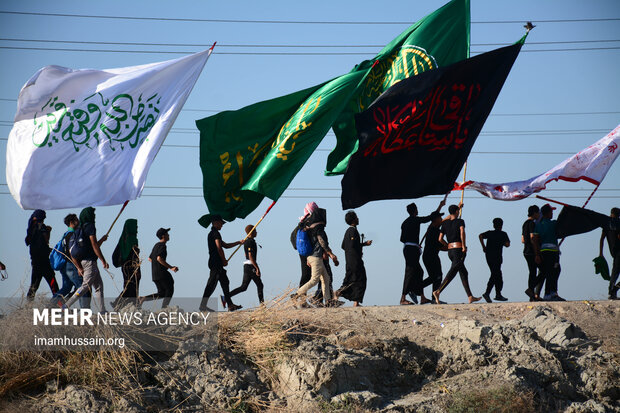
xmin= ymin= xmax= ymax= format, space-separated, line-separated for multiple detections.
xmin=556 ymin=205 xmax=613 ymax=238
xmin=341 ymin=40 xmax=524 ymax=209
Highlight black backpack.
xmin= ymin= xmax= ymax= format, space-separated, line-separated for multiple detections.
xmin=69 ymin=226 xmax=89 ymax=261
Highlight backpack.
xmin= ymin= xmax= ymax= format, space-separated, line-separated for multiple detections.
xmin=296 ymin=228 xmax=313 ymax=257
xmin=69 ymin=226 xmax=89 ymax=261
xmin=49 ymin=230 xmax=70 ymax=271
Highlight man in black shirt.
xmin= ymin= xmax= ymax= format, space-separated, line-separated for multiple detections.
xmin=434 ymin=204 xmax=481 ymax=304
xmin=200 ymin=215 xmax=244 ymax=312
xmin=229 ymin=225 xmax=264 ymax=304
xmin=599 ymin=207 xmax=620 ymax=300
xmin=422 ymin=211 xmax=448 ymax=304
xmin=400 ymin=200 xmax=445 ymax=305
xmin=140 ymin=228 xmax=178 ymax=308
xmin=522 ymin=205 xmax=544 ymax=301
xmin=479 ymin=218 xmax=511 ymax=303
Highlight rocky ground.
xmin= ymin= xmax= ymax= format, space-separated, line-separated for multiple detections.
xmin=0 ymin=300 xmax=618 ymax=412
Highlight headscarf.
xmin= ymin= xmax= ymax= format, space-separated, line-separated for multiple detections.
xmin=299 ymin=202 xmax=319 ymax=222
xmin=117 ymin=219 xmax=138 ymax=261
xmin=79 ymin=207 xmax=96 ymax=225
xmin=25 ymin=209 xmax=46 ymax=245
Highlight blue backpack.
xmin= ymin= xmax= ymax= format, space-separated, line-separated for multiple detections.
xmin=49 ymin=231 xmax=71 ymax=270
xmin=69 ymin=226 xmax=89 ymax=261
xmin=296 ymin=228 xmax=313 ymax=257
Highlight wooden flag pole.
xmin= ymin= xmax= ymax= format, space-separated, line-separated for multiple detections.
xmin=104 ymin=200 xmax=129 ymax=239
xmin=226 ymin=200 xmax=277 ymax=261
xmin=458 ymin=162 xmax=468 ymax=218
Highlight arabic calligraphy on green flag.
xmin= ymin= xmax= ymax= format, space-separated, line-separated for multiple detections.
xmin=197 ymin=0 xmax=470 ymax=224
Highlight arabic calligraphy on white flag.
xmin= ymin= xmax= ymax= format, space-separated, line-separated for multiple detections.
xmin=6 ymin=48 xmax=212 ymax=210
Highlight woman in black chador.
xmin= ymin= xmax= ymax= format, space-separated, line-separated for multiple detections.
xmin=335 ymin=211 xmax=372 ymax=306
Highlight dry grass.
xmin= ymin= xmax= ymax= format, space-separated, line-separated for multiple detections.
xmin=218 ymin=290 xmax=345 ymax=380
xmin=442 ymin=385 xmax=538 ymax=413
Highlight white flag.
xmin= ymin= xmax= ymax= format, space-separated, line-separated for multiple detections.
xmin=459 ymin=124 xmax=620 ymax=200
xmin=6 ymin=49 xmax=212 ymax=210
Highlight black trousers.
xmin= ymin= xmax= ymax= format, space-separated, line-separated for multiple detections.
xmin=524 ymin=254 xmax=545 ymax=293
xmin=484 ymin=255 xmax=503 ymax=296
xmin=403 ymin=246 xmax=423 ymax=296
xmin=230 ymin=264 xmax=264 ymax=303
xmin=540 ymin=250 xmax=561 ymax=296
xmin=422 ymin=253 xmax=443 ymax=292
xmin=299 ymin=255 xmax=311 ymax=287
xmin=610 ymin=252 xmax=620 ymax=295
xmin=143 ymin=275 xmax=174 ymax=308
xmin=113 ymin=263 xmax=141 ymax=307
xmin=27 ymin=259 xmax=59 ymax=300
xmin=200 ymin=267 xmax=233 ymax=310
xmin=437 ymin=249 xmax=473 ymax=297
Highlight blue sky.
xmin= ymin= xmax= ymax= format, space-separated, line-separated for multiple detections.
xmin=1 ymin=0 xmax=619 ymax=308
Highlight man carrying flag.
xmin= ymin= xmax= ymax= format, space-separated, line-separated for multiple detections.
xmin=599 ymin=208 xmax=620 ymax=300
xmin=532 ymin=204 xmax=564 ymax=302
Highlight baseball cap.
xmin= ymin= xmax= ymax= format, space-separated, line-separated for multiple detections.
xmin=156 ymin=227 xmax=170 ymax=238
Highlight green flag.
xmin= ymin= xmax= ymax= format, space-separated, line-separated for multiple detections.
xmin=197 ymin=0 xmax=469 ymax=225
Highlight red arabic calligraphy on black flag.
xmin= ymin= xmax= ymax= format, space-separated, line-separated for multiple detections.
xmin=341 ymin=40 xmax=524 ymax=209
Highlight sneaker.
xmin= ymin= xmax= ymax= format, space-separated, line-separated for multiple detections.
xmin=482 ymin=293 xmax=492 ymax=303
xmin=220 ymin=295 xmax=227 ymax=309
xmin=552 ymin=295 xmax=566 ymax=302
xmin=228 ymin=304 xmax=242 ymax=312
xmin=494 ymin=295 xmax=508 ymax=301
xmin=609 ymin=295 xmax=619 ymax=300
xmin=524 ymin=288 xmax=535 ymax=300
xmin=542 ymin=294 xmax=554 ymax=301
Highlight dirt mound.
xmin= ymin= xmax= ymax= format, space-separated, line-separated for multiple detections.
xmin=1 ymin=301 xmax=618 ymax=412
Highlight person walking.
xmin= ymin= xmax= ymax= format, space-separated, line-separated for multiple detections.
xmin=335 ymin=211 xmax=372 ymax=307
xmin=199 ymin=215 xmax=243 ymax=312
xmin=140 ymin=228 xmax=178 ymax=309
xmin=64 ymin=207 xmax=108 ymax=313
xmin=400 ymin=200 xmax=445 ymax=305
xmin=532 ymin=204 xmax=564 ymax=301
xmin=479 ymin=218 xmax=511 ymax=303
xmin=292 ymin=204 xmax=339 ymax=307
xmin=25 ymin=209 xmax=59 ymax=300
xmin=112 ymin=219 xmax=141 ymax=309
xmin=599 ymin=207 xmax=620 ymax=300
xmin=229 ymin=225 xmax=264 ymax=304
xmin=422 ymin=211 xmax=448 ymax=304
xmin=433 ymin=204 xmax=481 ymax=304
xmin=51 ymin=214 xmax=89 ymax=307
xmin=523 ymin=205 xmax=544 ymax=301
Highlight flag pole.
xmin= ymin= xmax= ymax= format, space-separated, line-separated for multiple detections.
xmin=458 ymin=161 xmax=467 ymax=218
xmin=104 ymin=200 xmax=129 ymax=239
xmin=534 ymin=194 xmax=571 ymax=208
xmin=420 ymin=191 xmax=451 ymax=244
xmin=557 ymin=183 xmax=600 ymax=246
xmin=226 ymin=200 xmax=277 ymax=261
